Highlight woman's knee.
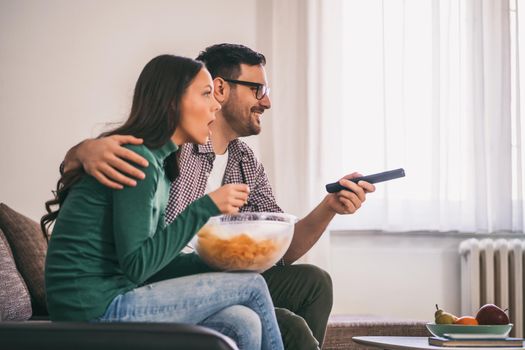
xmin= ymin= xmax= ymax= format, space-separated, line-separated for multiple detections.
xmin=229 ymin=305 xmax=262 ymax=332
xmin=209 ymin=305 xmax=262 ymax=349
xmin=249 ymin=273 xmax=273 ymax=297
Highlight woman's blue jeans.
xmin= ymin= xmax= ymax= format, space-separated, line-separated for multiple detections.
xmin=95 ymin=272 xmax=283 ymax=350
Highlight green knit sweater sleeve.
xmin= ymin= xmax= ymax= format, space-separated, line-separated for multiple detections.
xmin=112 ymin=145 xmax=220 ymax=284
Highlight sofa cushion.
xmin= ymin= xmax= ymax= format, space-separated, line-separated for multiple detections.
xmin=0 ymin=203 xmax=47 ymax=315
xmin=0 ymin=228 xmax=32 ymax=320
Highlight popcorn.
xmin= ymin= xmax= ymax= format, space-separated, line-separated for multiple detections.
xmin=196 ymin=227 xmax=282 ymax=272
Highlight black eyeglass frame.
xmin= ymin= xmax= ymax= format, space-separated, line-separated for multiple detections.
xmin=222 ymin=78 xmax=270 ymax=100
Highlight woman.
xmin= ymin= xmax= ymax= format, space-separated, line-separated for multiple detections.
xmin=42 ymin=54 xmax=283 ymax=350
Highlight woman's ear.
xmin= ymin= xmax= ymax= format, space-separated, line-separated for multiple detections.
xmin=213 ymin=77 xmax=228 ymax=103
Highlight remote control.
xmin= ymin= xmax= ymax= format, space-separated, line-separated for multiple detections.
xmin=325 ymin=168 xmax=405 ymax=193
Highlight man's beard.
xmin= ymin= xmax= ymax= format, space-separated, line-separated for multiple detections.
xmin=222 ymin=96 xmax=261 ymax=137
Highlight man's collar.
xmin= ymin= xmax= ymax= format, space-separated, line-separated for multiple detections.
xmin=196 ymin=140 xmax=214 ymax=154
xmin=193 ymin=139 xmax=247 ymax=161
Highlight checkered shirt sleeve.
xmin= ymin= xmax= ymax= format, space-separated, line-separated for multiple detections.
xmin=236 ymin=149 xmax=283 ymax=214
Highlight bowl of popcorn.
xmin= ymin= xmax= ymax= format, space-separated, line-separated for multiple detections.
xmin=192 ymin=212 xmax=296 ymax=273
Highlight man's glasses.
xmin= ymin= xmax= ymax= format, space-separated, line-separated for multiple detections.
xmin=222 ymin=78 xmax=270 ymax=100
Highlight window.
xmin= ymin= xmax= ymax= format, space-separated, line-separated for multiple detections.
xmin=327 ymin=0 xmax=522 ymax=233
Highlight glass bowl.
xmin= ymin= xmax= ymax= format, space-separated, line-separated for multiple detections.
xmin=192 ymin=212 xmax=296 ymax=273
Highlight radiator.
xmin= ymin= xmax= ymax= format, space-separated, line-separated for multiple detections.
xmin=459 ymin=238 xmax=525 ymax=337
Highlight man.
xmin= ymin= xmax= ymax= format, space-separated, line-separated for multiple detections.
xmin=62 ymin=44 xmax=375 ymax=349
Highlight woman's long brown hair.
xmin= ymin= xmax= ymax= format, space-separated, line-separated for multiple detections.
xmin=41 ymin=55 xmax=203 ymax=239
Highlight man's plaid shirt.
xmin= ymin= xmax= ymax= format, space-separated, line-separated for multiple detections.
xmin=165 ymin=139 xmax=283 ymax=223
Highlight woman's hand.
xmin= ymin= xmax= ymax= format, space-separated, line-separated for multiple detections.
xmin=208 ymin=184 xmax=250 ymax=214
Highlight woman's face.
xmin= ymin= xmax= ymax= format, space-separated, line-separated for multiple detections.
xmin=174 ymin=68 xmax=220 ymax=145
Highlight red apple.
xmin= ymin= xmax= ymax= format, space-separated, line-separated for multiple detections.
xmin=475 ymin=304 xmax=509 ymax=325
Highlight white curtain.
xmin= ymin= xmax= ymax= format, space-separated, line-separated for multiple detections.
xmin=513 ymin=0 xmax=525 ymax=231
xmin=325 ymin=0 xmax=520 ymax=234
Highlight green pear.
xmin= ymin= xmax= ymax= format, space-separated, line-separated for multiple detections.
xmin=435 ymin=304 xmax=458 ymax=324
xmin=436 ymin=312 xmax=458 ymax=324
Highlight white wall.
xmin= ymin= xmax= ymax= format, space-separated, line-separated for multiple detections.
xmin=329 ymin=232 xmax=465 ymax=320
xmin=329 ymin=232 xmax=524 ymax=320
xmin=0 ymin=0 xmax=259 ymax=221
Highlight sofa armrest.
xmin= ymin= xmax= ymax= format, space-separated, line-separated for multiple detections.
xmin=0 ymin=321 xmax=238 ymax=350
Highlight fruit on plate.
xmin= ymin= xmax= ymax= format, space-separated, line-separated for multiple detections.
xmin=435 ymin=304 xmax=458 ymax=324
xmin=454 ymin=316 xmax=479 ymax=325
xmin=475 ymin=304 xmax=510 ymax=325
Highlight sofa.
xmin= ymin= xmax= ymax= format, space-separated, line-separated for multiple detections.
xmin=0 ymin=202 xmax=237 ymax=350
xmin=0 ymin=202 xmax=430 ymax=350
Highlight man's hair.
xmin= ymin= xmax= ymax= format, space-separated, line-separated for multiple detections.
xmin=196 ymin=43 xmax=266 ymax=79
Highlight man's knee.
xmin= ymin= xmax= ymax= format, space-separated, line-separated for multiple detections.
xmin=265 ymin=263 xmax=332 ymax=289
xmin=304 ymin=264 xmax=332 ymax=290
xmin=295 ymin=264 xmax=333 ymax=301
